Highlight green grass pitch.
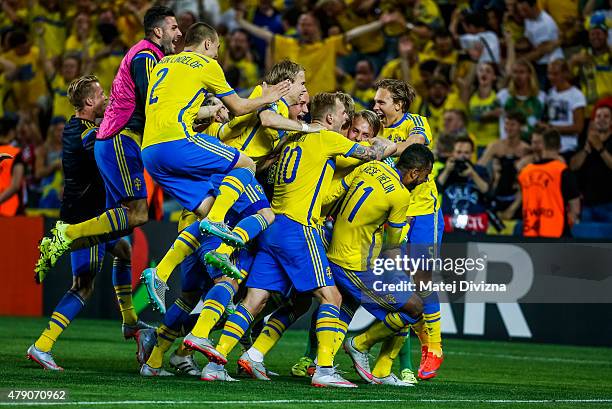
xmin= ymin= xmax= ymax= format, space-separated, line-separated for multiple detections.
xmin=1 ymin=316 xmax=611 ymax=409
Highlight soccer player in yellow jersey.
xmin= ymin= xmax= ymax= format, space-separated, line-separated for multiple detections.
xmin=198 ymin=92 xmax=394 ymax=387
xmin=373 ymin=79 xmax=445 ymax=381
xmin=218 ymin=60 xmax=324 ymax=165
xmin=140 ymin=23 xmax=290 ymax=312
xmin=326 ymin=144 xmax=434 ymax=386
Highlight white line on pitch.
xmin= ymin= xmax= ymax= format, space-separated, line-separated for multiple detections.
xmin=1 ymin=399 xmax=611 ymax=406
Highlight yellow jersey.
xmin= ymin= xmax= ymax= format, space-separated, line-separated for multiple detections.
xmin=51 ymin=75 xmax=74 ymax=121
xmin=221 ymin=85 xmax=290 ymax=163
xmin=382 ymin=112 xmax=439 ymax=216
xmin=326 ymin=161 xmax=410 ymax=271
xmin=272 ymin=34 xmax=348 ymax=95
xmin=30 ymin=4 xmax=66 ymax=59
xmin=272 ymin=129 xmax=358 ymax=226
xmin=143 ymin=51 xmax=235 ymax=149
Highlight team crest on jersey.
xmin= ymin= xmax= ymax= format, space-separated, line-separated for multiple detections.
xmin=256 ymin=185 xmax=264 ymax=194
xmin=326 ymin=266 xmax=332 ymax=280
xmin=384 ymin=294 xmax=397 ymax=303
xmin=134 ymin=177 xmax=142 ymax=191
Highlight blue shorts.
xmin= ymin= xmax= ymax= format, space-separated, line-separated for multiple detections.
xmin=70 ymin=239 xmax=118 ymax=277
xmin=207 ymin=173 xmax=270 ymax=225
xmin=246 ymin=215 xmax=333 ymax=296
xmin=403 ymin=208 xmax=444 ymax=264
xmin=142 ymin=135 xmax=240 ymax=212
xmin=94 ymin=133 xmax=147 ymax=207
xmin=330 ymin=262 xmax=413 ymax=322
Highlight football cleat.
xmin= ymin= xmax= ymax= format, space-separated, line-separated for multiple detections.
xmin=201 ymin=363 xmax=238 ymax=382
xmin=135 ymin=328 xmax=157 ymax=365
xmin=312 ymin=367 xmax=357 ymax=388
xmin=237 ymin=351 xmax=270 ymax=381
xmin=199 ymin=219 xmax=245 ymax=247
xmin=123 ymin=320 xmax=156 ymax=340
xmin=372 ymin=373 xmax=415 ymax=387
xmin=26 ymin=345 xmax=63 ymax=371
xmin=400 ymin=368 xmax=419 ymax=384
xmin=140 ymin=268 xmax=168 ymax=314
xmin=140 ymin=363 xmax=174 ymax=376
xmin=183 ymin=333 xmax=227 ymax=365
xmin=291 ymin=356 xmax=314 ymax=377
xmin=204 ymin=251 xmax=243 ymax=280
xmin=418 ymin=345 xmax=429 ymax=372
xmin=343 ymin=336 xmax=373 ymax=382
xmin=48 ymin=221 xmax=73 ymax=267
xmin=34 ymin=237 xmax=52 ymax=284
xmin=418 ymin=351 xmax=443 ymax=380
xmin=169 ymin=352 xmax=200 ymax=376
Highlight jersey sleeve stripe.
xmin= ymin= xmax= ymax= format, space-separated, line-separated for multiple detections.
xmin=343 ymin=143 xmax=359 ymax=157
xmin=216 ymin=89 xmax=236 ymax=98
xmin=387 ymin=221 xmax=406 ymax=228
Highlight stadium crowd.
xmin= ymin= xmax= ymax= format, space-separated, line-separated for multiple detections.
xmin=0 ymin=0 xmax=611 ymax=238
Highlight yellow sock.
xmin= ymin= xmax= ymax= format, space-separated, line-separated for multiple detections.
xmin=34 ymin=312 xmax=70 ymax=352
xmin=113 ymin=284 xmax=137 ymax=325
xmin=191 ymin=299 xmax=226 ymax=339
xmin=354 ymin=312 xmax=406 ymax=352
xmin=332 ymin=319 xmax=349 ymax=356
xmin=372 ymin=326 xmax=409 ymax=378
xmin=174 ymin=343 xmax=193 ymax=357
xmin=215 ymin=242 xmax=235 ymax=257
xmin=423 ymin=312 xmax=442 ymax=356
xmin=146 ymin=325 xmax=178 ymax=368
xmin=65 ymin=207 xmax=128 ymax=240
xmin=216 ymin=304 xmax=253 ymax=357
xmin=207 ymin=175 xmax=244 ymax=223
xmin=411 ymin=316 xmax=429 ymax=347
xmin=157 ymin=229 xmax=200 ymax=282
xmin=252 ymin=318 xmax=286 ymax=356
xmin=315 ymin=304 xmax=341 ymax=367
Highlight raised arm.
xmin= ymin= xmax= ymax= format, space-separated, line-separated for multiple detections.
xmin=259 ymin=109 xmax=324 ymax=133
xmin=236 ymin=17 xmax=274 ymax=44
xmin=221 ymin=81 xmax=291 ymax=117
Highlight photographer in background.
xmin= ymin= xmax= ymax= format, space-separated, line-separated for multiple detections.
xmin=437 ymin=136 xmax=490 ymax=233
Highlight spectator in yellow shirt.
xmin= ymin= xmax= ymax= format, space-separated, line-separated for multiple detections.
xmin=378 ymin=34 xmax=425 ymax=96
xmin=237 ymin=11 xmax=402 ymax=95
xmin=418 ymin=76 xmax=466 ymax=141
xmin=569 ymin=19 xmax=612 ymax=115
xmin=3 ymin=30 xmax=48 ymax=115
xmin=222 ymin=29 xmax=260 ymax=94
xmin=339 ymin=59 xmax=377 ymax=111
xmin=29 ymin=0 xmax=66 ymax=62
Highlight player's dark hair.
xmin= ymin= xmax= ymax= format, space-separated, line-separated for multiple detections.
xmin=68 ymin=75 xmax=99 ymax=111
xmin=396 ymin=144 xmax=434 ymax=172
xmin=516 ymin=0 xmax=537 ymax=6
xmin=454 ymin=135 xmax=475 ymax=151
xmin=310 ymin=92 xmax=341 ymax=121
xmin=506 ymin=110 xmax=527 ymax=125
xmin=353 ymin=110 xmax=382 ymax=137
xmin=185 ymin=22 xmax=218 ymax=47
xmin=143 ymin=6 xmax=175 ymax=36
xmin=264 ymin=60 xmax=305 ymax=85
xmin=542 ymin=129 xmax=561 ymax=151
xmin=374 ymin=79 xmax=416 ymax=113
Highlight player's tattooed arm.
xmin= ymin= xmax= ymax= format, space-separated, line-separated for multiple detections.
xmin=349 ymin=139 xmax=396 ymax=161
xmin=371 ymin=137 xmax=398 ymax=158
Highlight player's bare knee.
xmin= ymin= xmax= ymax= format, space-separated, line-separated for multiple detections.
xmin=235 ymin=153 xmax=255 ymax=173
xmin=402 ymin=294 xmax=423 ymax=317
xmin=109 ymin=239 xmax=131 ymax=261
xmin=314 ymin=285 xmax=342 ymax=307
xmin=71 ymin=275 xmax=95 ymax=300
xmin=258 ymin=207 xmax=275 ymax=226
xmin=125 ymin=199 xmax=149 ymax=227
xmin=195 ymin=196 xmax=215 ymax=219
xmin=243 ymin=288 xmax=269 ymax=316
xmin=214 ymin=276 xmax=239 ymax=292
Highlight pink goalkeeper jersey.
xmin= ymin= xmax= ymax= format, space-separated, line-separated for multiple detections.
xmin=97 ymin=39 xmax=164 ymax=140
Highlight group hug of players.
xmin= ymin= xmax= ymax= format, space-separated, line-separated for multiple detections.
xmin=26 ymin=6 xmax=444 ymax=388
